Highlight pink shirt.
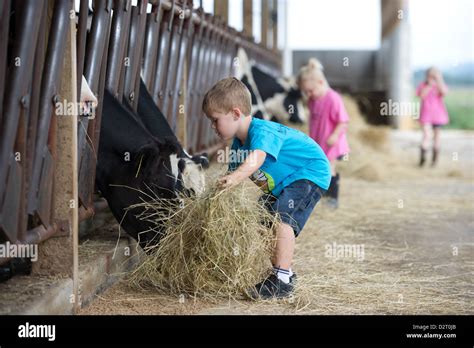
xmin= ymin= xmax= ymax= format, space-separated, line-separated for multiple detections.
xmin=308 ymin=88 xmax=350 ymax=161
xmin=416 ymin=82 xmax=449 ymax=125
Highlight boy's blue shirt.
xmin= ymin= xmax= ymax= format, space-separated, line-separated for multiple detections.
xmin=228 ymin=117 xmax=331 ymax=197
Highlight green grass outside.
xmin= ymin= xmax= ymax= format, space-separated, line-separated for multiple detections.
xmin=443 ymin=88 xmax=474 ymax=130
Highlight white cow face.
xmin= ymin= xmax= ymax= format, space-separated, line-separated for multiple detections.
xmin=180 ymin=158 xmax=206 ymax=196
xmin=169 ymin=153 xmax=208 ymax=197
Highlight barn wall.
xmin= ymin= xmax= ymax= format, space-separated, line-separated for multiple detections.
xmin=292 ymin=50 xmax=378 ymax=92
xmin=292 ymin=50 xmax=390 ymax=126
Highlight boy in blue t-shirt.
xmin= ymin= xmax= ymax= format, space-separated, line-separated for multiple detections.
xmin=202 ymin=77 xmax=331 ymax=299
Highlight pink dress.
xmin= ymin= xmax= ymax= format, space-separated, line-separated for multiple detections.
xmin=416 ymin=82 xmax=449 ymax=125
xmin=308 ymin=88 xmax=350 ymax=161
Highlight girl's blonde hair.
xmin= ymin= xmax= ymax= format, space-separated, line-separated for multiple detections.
xmin=298 ymin=58 xmax=328 ymax=87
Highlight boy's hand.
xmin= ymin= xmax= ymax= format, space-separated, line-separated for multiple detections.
xmin=217 ymin=174 xmax=236 ymax=190
xmin=217 ymin=150 xmax=266 ymax=190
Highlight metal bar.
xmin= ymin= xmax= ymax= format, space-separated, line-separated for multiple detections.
xmin=0 ymin=0 xmax=43 ymax=213
xmin=76 ymin=0 xmax=89 ymax=100
xmin=78 ymin=0 xmax=112 ymax=158
xmin=142 ymin=0 xmax=163 ymax=90
xmin=27 ymin=0 xmax=70 ymax=219
xmin=105 ymin=0 xmax=132 ymax=97
xmin=200 ymin=19 xmax=222 ymax=149
xmin=78 ymin=197 xmax=109 ymax=221
xmin=185 ymin=8 xmax=204 ymax=153
xmin=197 ymin=15 xmax=219 ymax=151
xmin=190 ymin=13 xmax=213 ymax=152
xmin=0 ymin=223 xmax=58 ymax=267
xmin=0 ymin=0 xmax=11 ymax=124
xmin=168 ymin=0 xmax=193 ymax=135
xmin=123 ymin=0 xmax=147 ymax=110
xmin=162 ymin=17 xmax=183 ymax=127
xmin=151 ymin=1 xmax=174 ymax=108
xmin=81 ymin=1 xmax=113 ymax=210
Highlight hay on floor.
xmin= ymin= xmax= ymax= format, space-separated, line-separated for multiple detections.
xmin=127 ymin=183 xmax=278 ymax=299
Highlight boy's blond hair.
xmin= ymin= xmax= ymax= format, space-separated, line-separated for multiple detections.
xmin=202 ymin=77 xmax=252 ymax=116
xmin=298 ymin=58 xmax=328 ymax=87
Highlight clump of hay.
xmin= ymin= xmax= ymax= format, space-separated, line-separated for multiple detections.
xmin=351 ymin=163 xmax=382 ymax=181
xmin=357 ymin=128 xmax=389 ymax=151
xmin=128 ymin=183 xmax=278 ymax=299
xmin=446 ymin=169 xmax=463 ymax=178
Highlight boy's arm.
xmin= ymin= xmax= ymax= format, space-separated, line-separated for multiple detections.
xmin=218 ymin=150 xmax=267 ymax=189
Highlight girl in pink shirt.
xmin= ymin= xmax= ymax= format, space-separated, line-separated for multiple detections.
xmin=416 ymin=67 xmax=449 ymax=166
xmin=298 ymin=59 xmax=350 ymax=209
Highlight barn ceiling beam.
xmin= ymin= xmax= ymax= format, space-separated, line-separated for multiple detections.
xmin=261 ymin=0 xmax=269 ymax=48
xmin=243 ymin=0 xmax=253 ymax=38
xmin=381 ymin=0 xmax=406 ymax=39
xmin=214 ymin=0 xmax=229 ymax=25
xmin=272 ymin=0 xmax=278 ymax=51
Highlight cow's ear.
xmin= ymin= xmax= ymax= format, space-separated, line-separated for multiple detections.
xmin=192 ymin=153 xmax=210 ymax=169
xmin=134 ymin=143 xmax=162 ymax=178
xmin=178 ymin=158 xmax=186 ymax=173
xmin=156 ymin=136 xmax=180 ymax=157
xmin=136 ymin=143 xmax=160 ymax=159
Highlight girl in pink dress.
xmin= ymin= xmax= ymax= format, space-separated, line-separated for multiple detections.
xmin=416 ymin=67 xmax=449 ymax=166
xmin=298 ymin=59 xmax=350 ymax=209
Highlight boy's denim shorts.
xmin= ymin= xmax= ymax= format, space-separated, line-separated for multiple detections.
xmin=259 ymin=179 xmax=325 ymax=237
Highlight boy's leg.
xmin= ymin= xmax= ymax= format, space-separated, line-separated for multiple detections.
xmin=251 ymin=180 xmax=324 ymax=299
xmin=272 ymin=222 xmax=295 ymax=271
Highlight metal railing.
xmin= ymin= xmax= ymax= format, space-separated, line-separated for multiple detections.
xmin=0 ymin=0 xmax=282 ymax=265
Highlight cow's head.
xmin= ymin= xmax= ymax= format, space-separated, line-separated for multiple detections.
xmin=137 ymin=143 xmax=210 ymax=200
xmin=134 ymin=138 xmax=183 ymax=200
xmin=136 ymin=138 xmax=210 ymax=198
xmin=96 ymin=138 xmax=185 ymax=249
xmin=175 ymin=150 xmax=209 ymax=197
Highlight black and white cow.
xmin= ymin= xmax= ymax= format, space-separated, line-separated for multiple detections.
xmin=137 ymin=79 xmax=208 ymax=194
xmin=235 ymin=48 xmax=306 ymax=124
xmin=96 ymin=82 xmax=208 ymax=249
